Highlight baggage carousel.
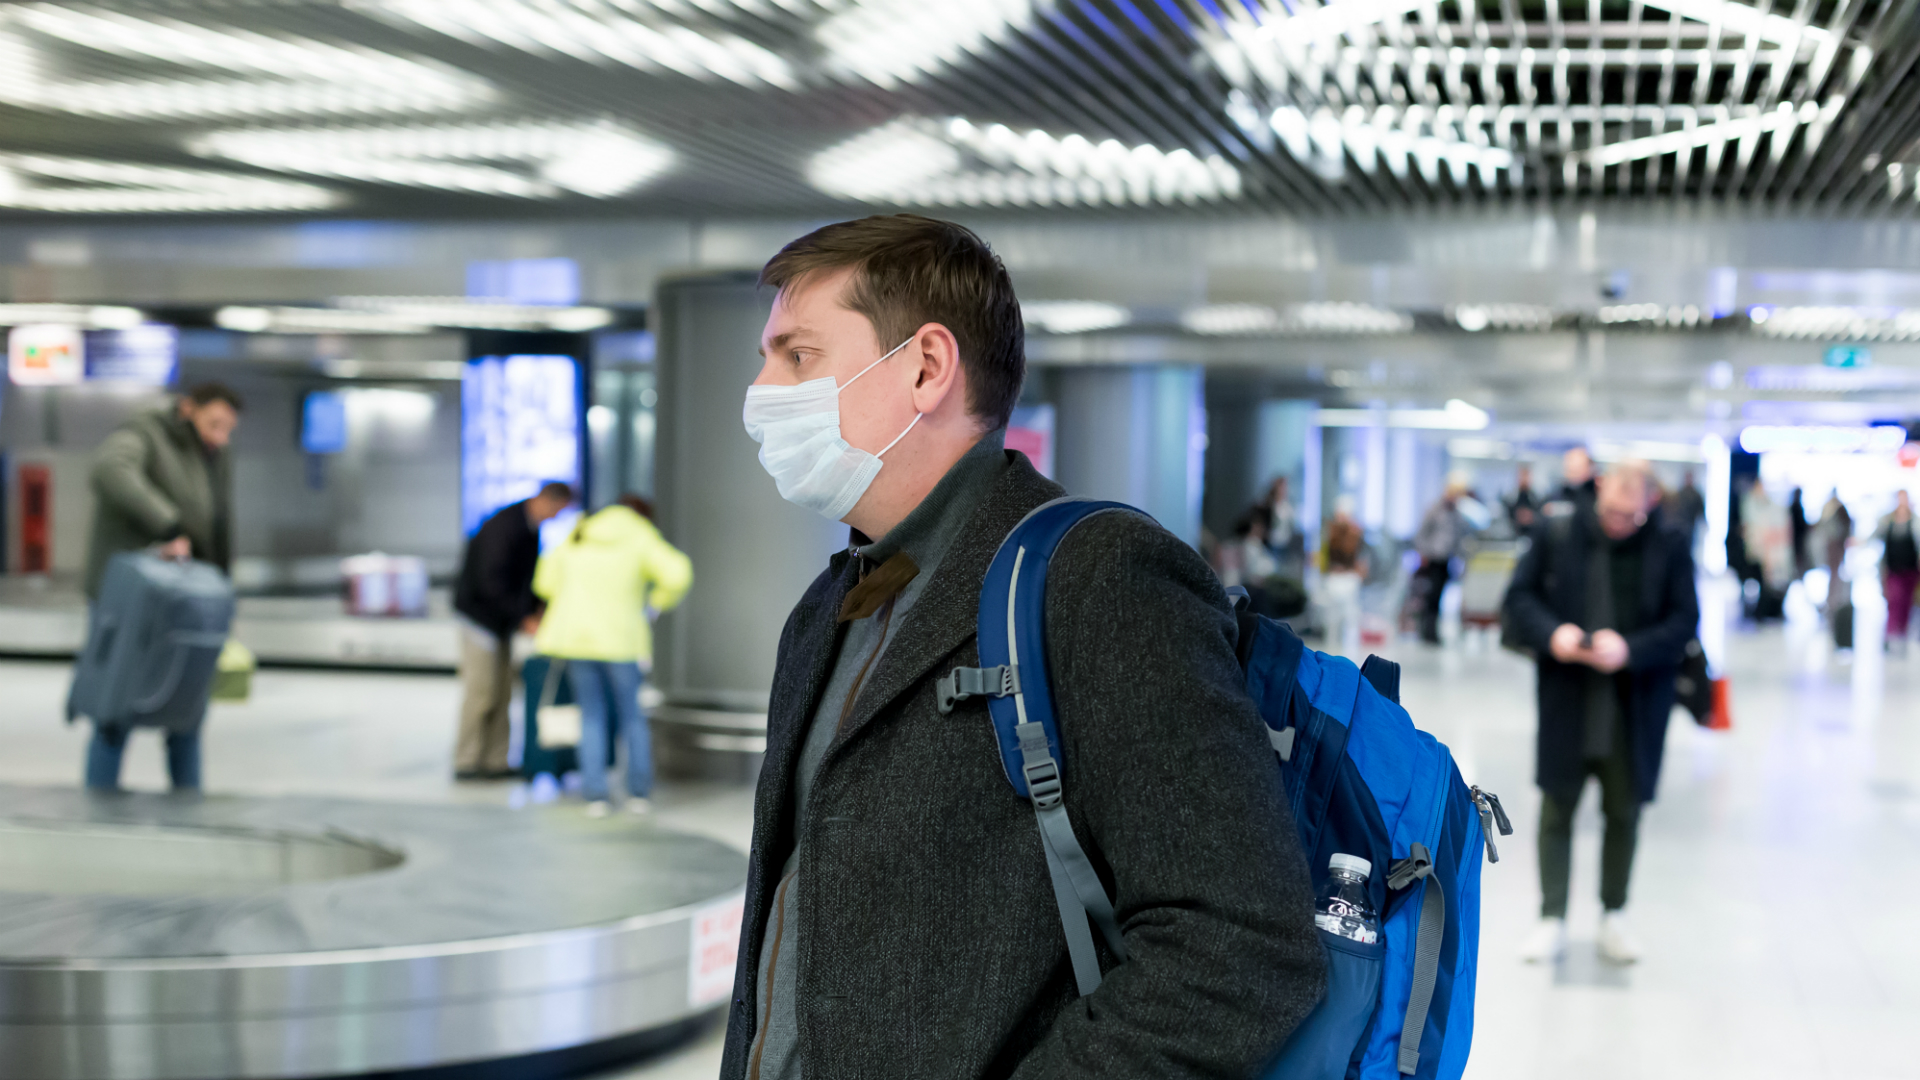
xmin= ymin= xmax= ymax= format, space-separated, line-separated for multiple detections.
xmin=0 ymin=785 xmax=748 ymax=1080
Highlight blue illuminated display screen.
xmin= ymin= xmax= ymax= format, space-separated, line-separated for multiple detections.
xmin=462 ymin=354 xmax=582 ymax=535
xmin=84 ymin=325 xmax=178 ymax=385
xmin=301 ymin=390 xmax=348 ymax=454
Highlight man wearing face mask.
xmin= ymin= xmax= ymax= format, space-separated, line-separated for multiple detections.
xmin=1503 ymin=460 xmax=1698 ymax=967
xmin=726 ymin=216 xmax=1323 ymax=1080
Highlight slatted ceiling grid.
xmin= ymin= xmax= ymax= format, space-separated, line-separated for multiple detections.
xmin=0 ymin=0 xmax=1914 ymax=217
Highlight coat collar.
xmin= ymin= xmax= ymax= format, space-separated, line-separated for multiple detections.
xmin=828 ymin=452 xmax=1064 ymax=750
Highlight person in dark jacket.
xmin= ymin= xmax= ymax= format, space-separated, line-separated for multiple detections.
xmin=79 ymin=383 xmax=242 ymax=792
xmin=450 ymin=481 xmax=573 ymax=780
xmin=1503 ymin=460 xmax=1697 ymax=967
xmin=727 ymin=215 xmax=1324 ymax=1080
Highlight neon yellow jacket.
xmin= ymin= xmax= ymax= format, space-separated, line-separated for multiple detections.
xmin=532 ymin=505 xmax=692 ymax=663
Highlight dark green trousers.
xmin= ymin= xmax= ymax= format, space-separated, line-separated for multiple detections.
xmin=1538 ymin=732 xmax=1641 ymax=918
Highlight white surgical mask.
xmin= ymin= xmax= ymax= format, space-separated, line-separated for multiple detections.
xmin=742 ymin=337 xmax=922 ymax=521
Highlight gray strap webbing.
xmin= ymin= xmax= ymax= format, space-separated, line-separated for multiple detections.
xmin=1017 ymin=721 xmax=1127 ymax=996
xmin=1039 ymin=808 xmax=1105 ymax=996
xmin=1269 ymin=726 xmax=1296 ymax=761
xmin=1398 ymin=843 xmax=1445 ymax=1076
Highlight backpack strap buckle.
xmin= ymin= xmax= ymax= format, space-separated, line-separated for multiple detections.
xmin=936 ymin=664 xmax=1020 ymax=714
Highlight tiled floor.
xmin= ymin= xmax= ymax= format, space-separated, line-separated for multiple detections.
xmin=3 ymin=610 xmax=1916 ymax=1079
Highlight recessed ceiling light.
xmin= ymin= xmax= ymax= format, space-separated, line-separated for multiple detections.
xmin=0 ymin=6 xmax=493 ymax=120
xmin=189 ymin=122 xmax=674 ymax=199
xmin=808 ymin=117 xmax=1241 ymax=207
xmin=356 ymin=0 xmax=797 ymax=90
xmin=816 ymin=0 xmax=1035 ymax=88
xmin=1021 ymin=302 xmax=1132 ymax=335
xmin=0 ymin=154 xmax=339 ymax=214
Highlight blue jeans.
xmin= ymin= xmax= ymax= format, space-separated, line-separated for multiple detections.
xmin=86 ymin=725 xmax=202 ymax=791
xmin=566 ymin=660 xmax=651 ymax=802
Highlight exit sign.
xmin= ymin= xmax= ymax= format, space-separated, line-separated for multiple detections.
xmin=1824 ymin=345 xmax=1871 ymax=368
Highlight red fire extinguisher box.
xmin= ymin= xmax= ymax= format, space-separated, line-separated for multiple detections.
xmin=19 ymin=463 xmax=51 ymax=575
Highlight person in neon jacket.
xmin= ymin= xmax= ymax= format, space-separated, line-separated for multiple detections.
xmin=533 ymin=494 xmax=693 ymax=816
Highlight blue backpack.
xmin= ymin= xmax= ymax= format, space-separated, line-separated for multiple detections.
xmin=936 ymin=499 xmax=1512 ymax=1080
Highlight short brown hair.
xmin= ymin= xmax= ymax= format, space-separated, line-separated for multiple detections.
xmin=185 ymin=382 xmax=244 ymax=412
xmin=760 ymin=215 xmax=1025 ymax=430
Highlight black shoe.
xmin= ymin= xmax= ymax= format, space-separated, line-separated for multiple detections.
xmin=453 ymin=769 xmax=486 ymax=782
xmin=483 ymin=768 xmax=521 ymax=781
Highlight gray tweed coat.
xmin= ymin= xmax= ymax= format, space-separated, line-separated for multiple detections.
xmin=719 ymin=452 xmax=1325 ymax=1079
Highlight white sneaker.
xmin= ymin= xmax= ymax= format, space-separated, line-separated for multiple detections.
xmin=1598 ymin=911 xmax=1642 ymax=965
xmin=585 ymin=800 xmax=611 ymax=819
xmin=1520 ymin=916 xmax=1567 ymax=963
xmin=624 ymin=797 xmax=653 ymax=816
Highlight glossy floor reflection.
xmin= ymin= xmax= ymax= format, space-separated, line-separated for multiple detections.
xmin=0 ymin=615 xmax=1914 ymax=1079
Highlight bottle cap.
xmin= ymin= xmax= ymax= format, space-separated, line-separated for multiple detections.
xmin=1329 ymin=853 xmax=1372 ymax=879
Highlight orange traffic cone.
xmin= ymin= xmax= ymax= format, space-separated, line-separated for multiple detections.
xmin=1707 ymin=677 xmax=1734 ymax=731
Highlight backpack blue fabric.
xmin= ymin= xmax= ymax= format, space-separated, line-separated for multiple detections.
xmin=935 ymin=498 xmax=1512 ymax=1080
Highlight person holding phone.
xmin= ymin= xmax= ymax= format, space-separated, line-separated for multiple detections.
xmin=1503 ymin=460 xmax=1699 ymax=966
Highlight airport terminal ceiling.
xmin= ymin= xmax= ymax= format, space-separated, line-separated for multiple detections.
xmin=0 ymin=0 xmax=1914 ymax=219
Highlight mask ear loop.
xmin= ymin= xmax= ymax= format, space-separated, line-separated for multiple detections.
xmin=877 ymin=412 xmax=921 ymax=458
xmin=839 ymin=336 xmax=916 ymax=392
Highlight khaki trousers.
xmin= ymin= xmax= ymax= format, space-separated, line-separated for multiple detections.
xmin=454 ymin=627 xmax=514 ymax=773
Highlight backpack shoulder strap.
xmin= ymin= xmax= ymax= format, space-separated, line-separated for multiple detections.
xmin=941 ymin=496 xmax=1142 ymax=997
xmin=1359 ymin=654 xmax=1401 ymax=704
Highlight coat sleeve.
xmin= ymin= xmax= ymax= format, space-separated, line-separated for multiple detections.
xmin=644 ymin=537 xmax=694 ymax=614
xmin=90 ymin=426 xmax=180 ymax=539
xmin=1624 ymin=531 xmax=1698 ymax=671
xmin=531 ymin=546 xmax=562 ymax=603
xmin=1008 ymin=513 xmax=1327 ymax=1080
xmin=1502 ymin=523 xmax=1564 ymax=655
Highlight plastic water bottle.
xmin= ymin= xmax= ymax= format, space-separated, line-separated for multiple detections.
xmin=1314 ymin=853 xmax=1380 ymax=945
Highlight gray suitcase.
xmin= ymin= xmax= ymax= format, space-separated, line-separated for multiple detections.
xmin=67 ymin=552 xmax=235 ymax=732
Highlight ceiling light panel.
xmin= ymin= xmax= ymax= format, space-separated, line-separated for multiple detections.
xmin=190 ymin=123 xmax=674 ymax=199
xmin=1202 ymin=0 xmax=1878 ymax=201
xmin=1021 ymin=301 xmax=1131 ymax=334
xmin=0 ymin=155 xmax=339 ymax=214
xmin=809 ymin=117 xmax=1241 ymax=207
xmin=1748 ymin=306 xmax=1920 ymax=342
xmin=358 ymin=0 xmax=798 ymax=90
xmin=816 ymin=0 xmax=1035 ymax=88
xmin=1183 ymin=302 xmax=1413 ymax=336
xmin=0 ymin=6 xmax=493 ymax=121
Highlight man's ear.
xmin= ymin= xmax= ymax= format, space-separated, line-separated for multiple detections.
xmin=908 ymin=322 xmax=964 ymax=416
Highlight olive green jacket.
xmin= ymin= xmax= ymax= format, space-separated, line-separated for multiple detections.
xmin=85 ymin=408 xmax=232 ymax=598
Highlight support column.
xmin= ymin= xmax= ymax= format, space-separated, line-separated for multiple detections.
xmin=651 ymin=273 xmax=846 ymax=775
xmin=1053 ymin=366 xmax=1205 ymax=547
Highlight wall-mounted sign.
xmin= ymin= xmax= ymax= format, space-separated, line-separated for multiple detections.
xmin=1824 ymin=345 xmax=1871 ymax=368
xmin=84 ymin=324 xmax=178 ymax=385
xmin=7 ymin=324 xmax=84 ymax=385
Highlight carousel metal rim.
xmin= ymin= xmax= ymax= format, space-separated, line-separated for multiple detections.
xmin=0 ymin=890 xmax=738 ymax=973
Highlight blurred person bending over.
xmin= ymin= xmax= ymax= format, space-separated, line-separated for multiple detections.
xmin=1876 ymin=491 xmax=1918 ymax=653
xmin=80 ymin=382 xmax=241 ymax=791
xmin=531 ymin=495 xmax=691 ymax=816
xmin=726 ymin=215 xmax=1323 ymax=1080
xmin=1411 ymin=477 xmax=1471 ymax=644
xmin=1503 ymin=460 xmax=1697 ymax=965
xmin=451 ymin=481 xmax=573 ymax=780
xmin=1318 ymin=495 xmax=1368 ymax=654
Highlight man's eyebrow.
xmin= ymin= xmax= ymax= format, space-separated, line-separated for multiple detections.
xmin=758 ymin=327 xmax=813 ymax=358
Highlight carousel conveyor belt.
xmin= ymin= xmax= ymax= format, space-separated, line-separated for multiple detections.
xmin=0 ymin=785 xmax=748 ymax=1080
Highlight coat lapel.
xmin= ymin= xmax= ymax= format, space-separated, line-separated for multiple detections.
xmin=831 ymin=456 xmax=1063 ymax=750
